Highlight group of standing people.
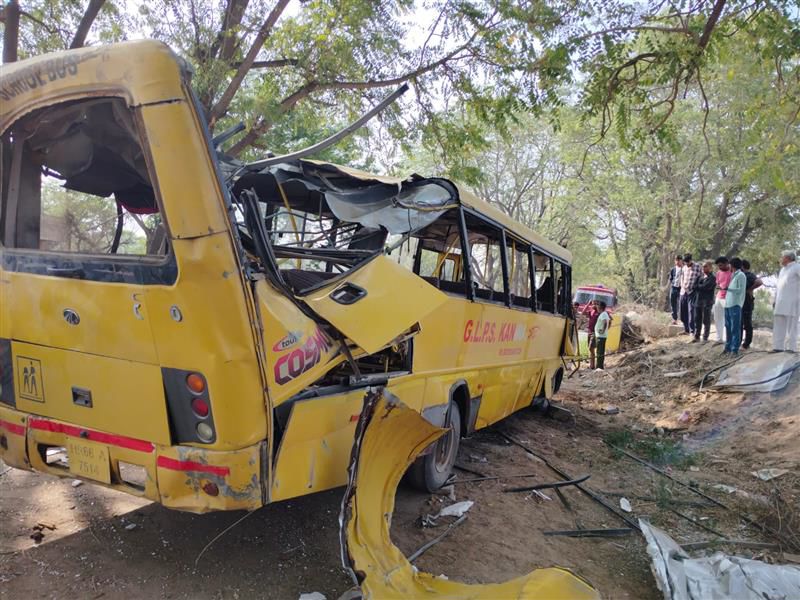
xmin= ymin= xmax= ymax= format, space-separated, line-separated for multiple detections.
xmin=668 ymin=250 xmax=800 ymax=355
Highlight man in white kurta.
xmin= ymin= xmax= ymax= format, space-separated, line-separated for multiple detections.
xmin=773 ymin=250 xmax=800 ymax=352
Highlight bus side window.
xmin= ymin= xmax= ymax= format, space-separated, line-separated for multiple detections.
xmin=533 ymin=251 xmax=555 ymax=312
xmin=401 ymin=211 xmax=468 ymax=297
xmin=464 ymin=213 xmax=508 ymax=304
xmin=556 ymin=261 xmax=571 ymax=316
xmin=386 ymin=235 xmax=419 ymax=272
xmin=506 ymin=237 xmax=532 ymax=310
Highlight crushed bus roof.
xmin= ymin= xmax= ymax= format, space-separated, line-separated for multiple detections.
xmin=238 ymin=158 xmax=573 ymax=264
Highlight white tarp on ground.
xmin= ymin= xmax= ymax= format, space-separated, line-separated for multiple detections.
xmin=711 ymin=353 xmax=800 ymax=393
xmin=640 ymin=519 xmax=800 ymax=600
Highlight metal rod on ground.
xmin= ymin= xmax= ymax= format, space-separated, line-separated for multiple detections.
xmin=500 ymin=432 xmax=641 ymax=532
xmin=454 ymin=472 xmax=542 ymax=484
xmin=504 ymin=474 xmax=591 ymax=493
xmin=606 ymin=443 xmax=797 ymax=550
xmin=408 ymin=514 xmax=468 ymax=563
xmin=543 ymin=528 xmax=633 ymax=538
xmin=669 ymin=508 xmax=726 ymax=538
xmin=454 ymin=464 xmax=487 ymax=478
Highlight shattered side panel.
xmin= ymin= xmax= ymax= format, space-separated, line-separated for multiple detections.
xmin=339 ymin=389 xmax=601 ymax=600
xmin=255 ymin=281 xmax=343 ymax=406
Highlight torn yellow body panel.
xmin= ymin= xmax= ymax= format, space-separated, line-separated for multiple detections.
xmin=301 ymin=255 xmax=448 ymax=355
xmin=340 ymin=390 xmax=600 ymax=600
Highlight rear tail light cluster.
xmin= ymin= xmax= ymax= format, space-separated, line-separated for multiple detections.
xmin=162 ymin=368 xmax=216 ymax=444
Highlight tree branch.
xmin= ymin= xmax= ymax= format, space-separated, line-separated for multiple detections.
xmin=698 ymin=0 xmax=727 ymax=50
xmin=3 ymin=0 xmax=19 ymax=63
xmin=70 ymin=0 xmax=106 ymax=49
xmin=209 ymin=0 xmax=292 ymax=126
xmin=246 ymin=58 xmax=299 ymax=69
xmin=214 ymin=0 xmax=250 ymax=62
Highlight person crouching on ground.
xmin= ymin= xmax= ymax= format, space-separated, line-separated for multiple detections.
xmin=594 ymin=301 xmax=611 ymax=370
xmin=772 ymin=250 xmax=800 ymax=353
xmin=713 ymin=256 xmax=731 ymax=345
xmin=581 ymin=300 xmax=601 ymax=369
xmin=741 ymin=260 xmax=763 ymax=350
xmin=692 ymin=261 xmax=716 ymax=343
xmin=669 ymin=255 xmax=683 ymax=325
xmin=723 ymin=257 xmax=746 ymax=355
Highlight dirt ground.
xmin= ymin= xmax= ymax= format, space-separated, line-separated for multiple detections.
xmin=2 ymin=325 xmax=798 ymax=599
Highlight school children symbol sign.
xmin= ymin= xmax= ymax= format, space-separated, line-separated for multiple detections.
xmin=17 ymin=357 xmax=45 ymax=402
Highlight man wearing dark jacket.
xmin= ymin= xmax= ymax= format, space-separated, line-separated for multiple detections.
xmin=740 ymin=259 xmax=763 ymax=350
xmin=692 ymin=261 xmax=716 ymax=343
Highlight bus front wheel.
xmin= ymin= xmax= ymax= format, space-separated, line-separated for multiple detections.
xmin=408 ymin=401 xmax=461 ymax=492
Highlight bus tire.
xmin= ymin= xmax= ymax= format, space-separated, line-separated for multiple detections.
xmin=408 ymin=401 xmax=461 ymax=492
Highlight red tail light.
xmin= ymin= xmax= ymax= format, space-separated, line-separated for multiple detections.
xmin=191 ymin=398 xmax=209 ymax=418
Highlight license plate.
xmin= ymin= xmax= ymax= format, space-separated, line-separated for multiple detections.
xmin=67 ymin=439 xmax=111 ymax=484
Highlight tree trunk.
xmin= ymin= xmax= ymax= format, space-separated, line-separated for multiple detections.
xmin=70 ymin=0 xmax=107 ymax=49
xmin=209 ymin=0 xmax=292 ymax=126
xmin=3 ymin=0 xmax=20 ymax=63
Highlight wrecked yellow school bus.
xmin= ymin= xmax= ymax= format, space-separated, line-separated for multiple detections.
xmin=0 ymin=41 xmax=577 ymax=513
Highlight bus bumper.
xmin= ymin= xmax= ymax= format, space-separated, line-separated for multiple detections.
xmin=0 ymin=406 xmax=265 ymax=513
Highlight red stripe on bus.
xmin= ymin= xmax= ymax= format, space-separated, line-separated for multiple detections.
xmin=28 ymin=418 xmax=154 ymax=453
xmin=0 ymin=419 xmax=25 ymax=436
xmin=156 ymin=456 xmax=230 ymax=477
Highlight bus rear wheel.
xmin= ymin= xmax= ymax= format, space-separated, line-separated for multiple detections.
xmin=408 ymin=401 xmax=461 ymax=492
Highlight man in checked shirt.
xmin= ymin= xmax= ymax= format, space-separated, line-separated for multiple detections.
xmin=680 ymin=253 xmax=703 ymax=336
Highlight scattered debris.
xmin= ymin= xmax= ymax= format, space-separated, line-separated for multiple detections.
xmin=298 ymin=593 xmax=326 ymax=600
xmin=599 ymin=405 xmax=620 ymax=415
xmin=619 ymin=498 xmax=632 ymax=513
xmin=640 ymin=519 xmax=800 ymax=600
xmin=547 ymin=404 xmax=576 ymax=423
xmin=409 ymin=514 xmax=468 ymax=563
xmin=607 ymin=443 xmax=795 ymax=548
xmin=751 ymin=468 xmax=789 ymax=481
xmin=435 ymin=500 xmax=473 ymax=519
xmin=124 ymin=523 xmax=137 ymax=531
xmin=528 ymin=490 xmax=551 ymax=502
xmin=664 ymin=370 xmax=689 ymax=378
xmin=30 ymin=521 xmax=57 ymax=543
xmin=712 ymin=484 xmax=737 ymax=494
xmin=71 ymin=480 xmax=83 ymax=488
xmin=340 ymin=390 xmax=601 ymax=599
xmin=432 ymin=485 xmax=456 ymax=501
